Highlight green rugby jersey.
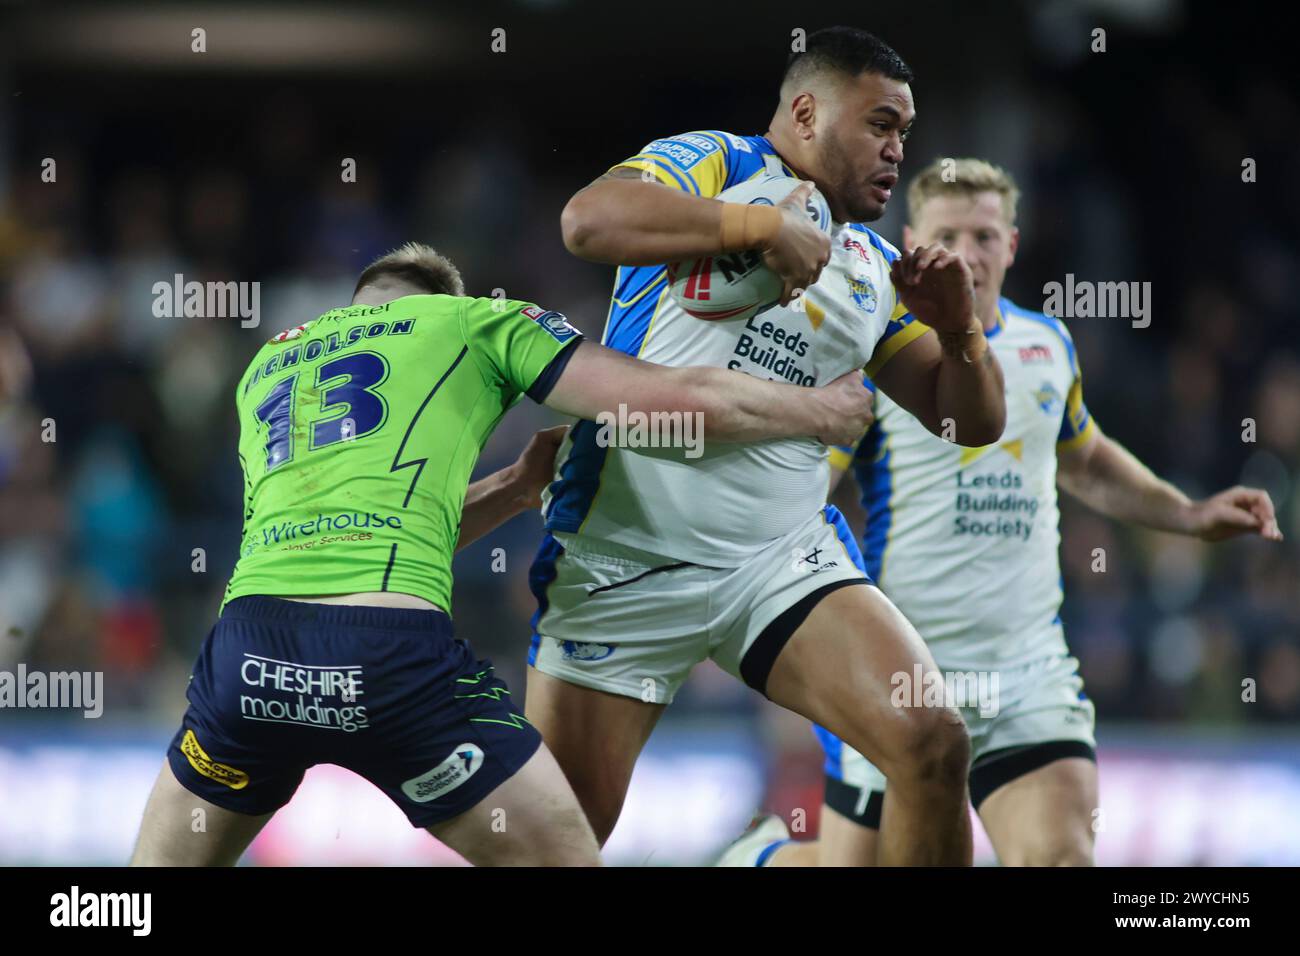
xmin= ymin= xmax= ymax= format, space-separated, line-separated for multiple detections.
xmin=223 ymin=294 xmax=582 ymax=612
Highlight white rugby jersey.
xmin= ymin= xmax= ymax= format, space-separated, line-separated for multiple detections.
xmin=542 ymin=131 xmax=927 ymax=566
xmin=832 ymin=297 xmax=1096 ymax=668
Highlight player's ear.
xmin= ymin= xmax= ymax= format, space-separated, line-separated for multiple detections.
xmin=1006 ymin=226 xmax=1020 ymax=267
xmin=790 ymin=91 xmax=817 ymax=139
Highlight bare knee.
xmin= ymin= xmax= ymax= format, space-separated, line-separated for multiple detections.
xmin=999 ymin=830 xmax=1094 ymax=867
xmin=873 ymin=706 xmax=970 ymax=788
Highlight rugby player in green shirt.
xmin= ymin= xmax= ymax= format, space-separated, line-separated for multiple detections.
xmin=130 ymin=242 xmax=873 ymax=866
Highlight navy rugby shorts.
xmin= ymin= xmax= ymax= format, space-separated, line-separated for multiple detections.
xmin=166 ymin=596 xmax=540 ymax=827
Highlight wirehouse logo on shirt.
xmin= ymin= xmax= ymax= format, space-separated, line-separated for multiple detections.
xmin=259 ymin=511 xmax=403 ymax=546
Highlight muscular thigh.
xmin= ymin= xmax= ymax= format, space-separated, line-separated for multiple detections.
xmin=764 ymin=582 xmax=947 ymax=771
xmin=131 ymin=762 xmax=272 ymax=866
xmin=428 ymin=745 xmax=601 ymax=866
xmin=978 ymin=755 xmax=1098 ymax=866
xmin=524 ymin=668 xmax=664 ymax=845
xmin=969 ymin=654 xmax=1098 ymax=865
xmin=524 ymin=534 xmax=712 ymax=842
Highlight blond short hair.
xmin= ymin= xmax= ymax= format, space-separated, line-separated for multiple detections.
xmin=906 ymin=158 xmax=1020 ymax=226
xmin=353 ymin=242 xmax=465 ymax=298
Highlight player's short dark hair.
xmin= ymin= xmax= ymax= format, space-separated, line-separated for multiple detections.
xmin=783 ymin=26 xmax=913 ymax=91
xmin=353 ymin=242 xmax=465 ymax=299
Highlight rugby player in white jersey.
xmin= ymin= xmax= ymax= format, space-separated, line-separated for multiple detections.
xmin=524 ymin=28 xmax=1008 ymax=866
xmin=721 ymin=157 xmax=1282 ymax=867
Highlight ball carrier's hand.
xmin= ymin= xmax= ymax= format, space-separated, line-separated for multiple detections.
xmin=890 ymin=244 xmax=985 ymax=363
xmin=563 ymin=170 xmax=830 ymax=306
xmin=871 ymin=244 xmax=1006 ymax=446
xmin=722 ymin=181 xmax=832 ymax=306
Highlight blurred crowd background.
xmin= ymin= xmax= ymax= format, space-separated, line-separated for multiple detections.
xmin=0 ymin=0 xmax=1297 ymax=863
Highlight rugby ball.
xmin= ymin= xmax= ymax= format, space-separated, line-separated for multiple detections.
xmin=666 ymin=175 xmax=832 ymax=321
